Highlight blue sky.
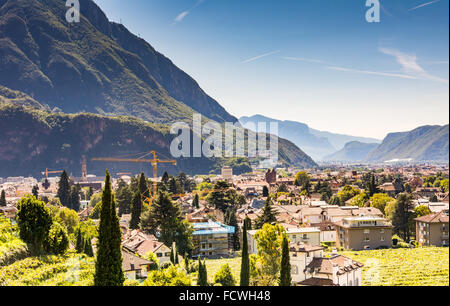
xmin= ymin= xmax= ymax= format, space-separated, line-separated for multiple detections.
xmin=93 ymin=0 xmax=449 ymax=139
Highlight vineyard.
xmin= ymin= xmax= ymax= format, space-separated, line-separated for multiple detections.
xmin=0 ymin=217 xmax=28 ymax=266
xmin=340 ymin=247 xmax=449 ymax=286
xmin=0 ymin=251 xmax=95 ymax=286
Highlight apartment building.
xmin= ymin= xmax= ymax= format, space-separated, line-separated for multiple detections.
xmin=415 ymin=210 xmax=449 ymax=247
xmin=335 ymin=216 xmax=393 ymax=250
xmin=192 ymin=221 xmax=235 ymax=259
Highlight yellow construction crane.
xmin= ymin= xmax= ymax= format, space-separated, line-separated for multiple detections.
xmin=41 ymin=168 xmax=63 ymax=179
xmin=92 ymin=151 xmax=177 ymax=204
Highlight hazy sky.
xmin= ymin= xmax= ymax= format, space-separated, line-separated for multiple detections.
xmin=93 ymin=0 xmax=449 ymax=139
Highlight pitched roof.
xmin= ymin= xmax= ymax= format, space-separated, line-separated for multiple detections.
xmin=297 ymin=278 xmax=337 ymax=286
xmin=415 ymin=210 xmax=449 ymax=223
xmin=122 ymin=249 xmax=153 ymax=272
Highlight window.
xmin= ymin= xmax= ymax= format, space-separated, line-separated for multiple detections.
xmin=380 ymin=229 xmax=385 ymax=234
xmin=165 ymin=252 xmax=171 ymax=257
xmin=364 ymin=229 xmax=370 ymax=234
xmin=380 ymin=236 xmax=385 ymax=242
xmin=157 ymin=253 xmax=163 ymax=258
xmin=291 ymin=265 xmax=299 ymax=275
xmin=364 ymin=237 xmax=370 ymax=242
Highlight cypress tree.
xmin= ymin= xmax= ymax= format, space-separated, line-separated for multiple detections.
xmin=57 ymin=171 xmax=71 ymax=208
xmin=32 ymin=185 xmax=39 ymax=199
xmin=279 ymin=235 xmax=291 ymax=286
xmin=138 ymin=173 xmax=148 ymax=198
xmin=170 ymin=246 xmax=175 ymax=264
xmin=197 ymin=259 xmax=208 ymax=286
xmin=0 ymin=190 xmax=6 ymax=207
xmin=129 ymin=191 xmax=142 ymax=229
xmin=94 ymin=171 xmax=124 ymax=286
xmin=70 ymin=186 xmax=81 ymax=212
xmin=84 ymin=238 xmax=94 ymax=257
xmin=75 ymin=227 xmax=83 ymax=253
xmin=192 ymin=193 xmax=200 ymax=209
xmin=262 ymin=185 xmax=269 ymax=197
xmin=240 ymin=218 xmax=250 ymax=286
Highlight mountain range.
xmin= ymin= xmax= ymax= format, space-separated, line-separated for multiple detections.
xmin=0 ymin=0 xmax=317 ymax=176
xmin=239 ymin=115 xmax=381 ymax=160
xmin=366 ymin=125 xmax=449 ymax=163
xmin=323 ymin=141 xmax=380 ymax=162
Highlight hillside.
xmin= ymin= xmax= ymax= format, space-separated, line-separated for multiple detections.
xmin=0 ymin=0 xmax=236 ymax=124
xmin=0 ymin=85 xmax=43 ymax=109
xmin=240 ymin=115 xmax=380 ymax=159
xmin=366 ymin=125 xmax=449 ymax=162
xmin=0 ymin=104 xmax=316 ymax=177
xmin=323 ymin=141 xmax=379 ymax=162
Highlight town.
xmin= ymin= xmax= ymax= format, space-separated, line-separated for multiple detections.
xmin=1 ymin=159 xmax=448 ymax=286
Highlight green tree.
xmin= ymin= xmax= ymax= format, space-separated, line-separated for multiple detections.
xmin=69 ymin=185 xmax=81 ymax=211
xmin=192 ymin=193 xmax=200 ymax=209
xmin=0 ymin=190 xmax=6 ymax=207
xmin=262 ymin=185 xmax=269 ymax=197
xmin=140 ymin=191 xmax=193 ymax=255
xmin=225 ymin=208 xmax=240 ymax=250
xmin=32 ymin=185 xmax=39 ymax=199
xmin=253 ymin=224 xmax=286 ymax=283
xmin=129 ymin=191 xmax=142 ymax=229
xmin=84 ymin=238 xmax=94 ymax=257
xmin=144 ymin=265 xmax=192 ymax=286
xmin=392 ymin=193 xmax=414 ymax=242
xmin=279 ymin=235 xmax=291 ymax=286
xmin=429 ymin=194 xmax=438 ymax=203
xmin=75 ymin=227 xmax=84 ymax=253
xmin=169 ymin=177 xmax=181 ymax=195
xmin=116 ymin=180 xmax=132 ymax=216
xmin=349 ymin=192 xmax=369 ymax=207
xmin=207 ymin=181 xmax=235 ymax=212
xmin=240 ymin=218 xmax=250 ymax=286
xmin=57 ymin=170 xmax=71 ymax=208
xmin=56 ymin=207 xmax=79 ymax=234
xmin=44 ymin=222 xmax=69 ymax=255
xmin=255 ymin=197 xmax=278 ymax=229
xmin=16 ymin=195 xmax=53 ymax=255
xmin=213 ymin=263 xmax=236 ymax=286
xmin=197 ymin=259 xmax=208 ymax=286
xmin=370 ymin=193 xmax=396 ymax=215
xmin=94 ymin=171 xmax=124 ymax=286
xmin=337 ymin=185 xmax=360 ymax=204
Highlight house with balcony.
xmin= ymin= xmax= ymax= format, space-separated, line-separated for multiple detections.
xmin=192 ymin=221 xmax=235 ymax=259
xmin=415 ymin=210 xmax=449 ymax=247
xmin=335 ymin=216 xmax=393 ymax=250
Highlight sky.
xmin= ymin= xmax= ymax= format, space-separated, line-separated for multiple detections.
xmin=93 ymin=0 xmax=449 ymax=139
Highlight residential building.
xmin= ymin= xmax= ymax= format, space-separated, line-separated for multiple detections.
xmin=289 ymin=243 xmax=363 ymax=286
xmin=335 ymin=216 xmax=393 ymax=250
xmin=122 ymin=249 xmax=154 ymax=281
xmin=192 ymin=221 xmax=235 ymax=259
xmin=415 ymin=210 xmax=449 ymax=247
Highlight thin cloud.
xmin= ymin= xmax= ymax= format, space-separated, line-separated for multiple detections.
xmin=241 ymin=50 xmax=281 ymax=64
xmin=379 ymin=47 xmax=449 ymax=84
xmin=408 ymin=0 xmax=440 ymax=11
xmin=173 ymin=0 xmax=205 ymax=25
xmin=327 ymin=66 xmax=419 ymax=80
xmin=281 ymin=57 xmax=327 ymax=64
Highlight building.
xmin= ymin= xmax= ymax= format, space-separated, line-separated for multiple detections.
xmin=289 ymin=243 xmax=363 ymax=286
xmin=335 ymin=216 xmax=393 ymax=250
xmin=192 ymin=221 xmax=235 ymax=259
xmin=285 ymin=227 xmax=321 ymax=247
xmin=221 ymin=166 xmax=233 ymax=181
xmin=415 ymin=210 xmax=449 ymax=247
xmin=122 ymin=249 xmax=154 ymax=280
xmin=247 ymin=226 xmax=321 ymax=255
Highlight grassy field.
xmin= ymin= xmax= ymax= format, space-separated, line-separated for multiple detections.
xmin=204 ymin=247 xmax=449 ymax=286
xmin=339 ymin=247 xmax=449 ymax=286
xmin=204 ymin=257 xmax=242 ymax=285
